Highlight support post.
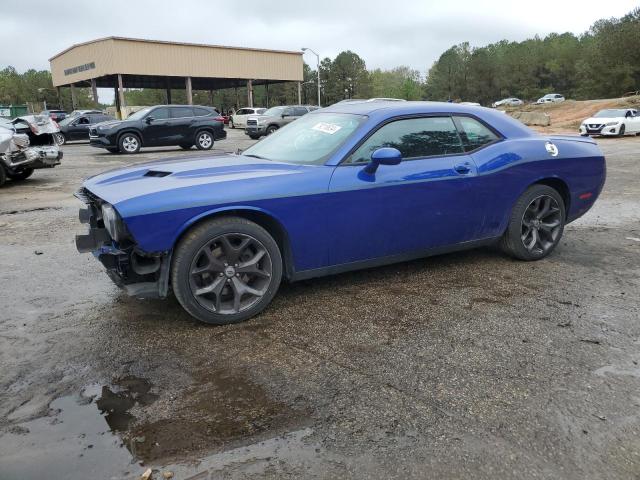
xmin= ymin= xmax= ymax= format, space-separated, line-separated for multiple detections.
xmin=265 ymin=82 xmax=269 ymax=108
xmin=234 ymin=87 xmax=239 ymax=110
xmin=90 ymin=78 xmax=99 ymax=104
xmin=247 ymin=80 xmax=253 ymax=108
xmin=186 ymin=76 xmax=193 ymax=105
xmin=114 ymin=86 xmax=120 ymax=119
xmin=70 ymin=83 xmax=78 ymax=110
xmin=166 ymin=77 xmax=172 ymax=104
xmin=208 ymin=90 xmax=214 ymax=107
xmin=117 ymin=74 xmax=126 ymax=118
xmin=297 ymin=81 xmax=302 ymax=105
xmin=56 ymin=87 xmax=63 ymax=110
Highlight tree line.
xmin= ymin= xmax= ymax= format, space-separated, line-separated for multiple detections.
xmin=0 ymin=7 xmax=638 ymax=111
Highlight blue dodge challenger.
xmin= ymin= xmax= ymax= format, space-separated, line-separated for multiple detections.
xmin=75 ymin=101 xmax=606 ymax=324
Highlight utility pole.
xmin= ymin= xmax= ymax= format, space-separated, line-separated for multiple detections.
xmin=302 ymin=47 xmax=321 ymax=107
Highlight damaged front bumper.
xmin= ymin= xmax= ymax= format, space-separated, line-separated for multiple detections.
xmin=3 ymin=145 xmax=62 ymax=169
xmin=75 ymin=188 xmax=171 ymax=298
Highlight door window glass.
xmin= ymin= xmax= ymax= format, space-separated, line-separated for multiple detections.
xmin=293 ymin=107 xmax=308 ymax=116
xmin=77 ymin=117 xmax=90 ymax=125
xmin=151 ymin=107 xmax=170 ymax=119
xmin=455 ymin=116 xmax=499 ymax=152
xmin=347 ymin=117 xmax=463 ymax=164
xmin=171 ymin=107 xmax=193 ymax=118
xmin=194 ymin=107 xmax=210 ymax=116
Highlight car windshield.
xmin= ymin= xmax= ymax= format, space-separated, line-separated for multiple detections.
xmin=262 ymin=106 xmax=286 ymax=117
xmin=126 ymin=107 xmax=152 ymax=120
xmin=256 ymin=108 xmax=267 ymax=114
xmin=242 ymin=113 xmax=366 ymax=165
xmin=594 ymin=109 xmax=627 ymax=118
xmin=57 ymin=116 xmax=76 ymax=126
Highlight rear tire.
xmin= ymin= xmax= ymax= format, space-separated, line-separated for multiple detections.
xmin=195 ymin=131 xmax=214 ymax=150
xmin=171 ymin=216 xmax=283 ymax=325
xmin=618 ymin=124 xmax=626 ymax=137
xmin=500 ymin=184 xmax=565 ymax=261
xmin=7 ymin=168 xmax=34 ymax=181
xmin=118 ymin=133 xmax=141 ymax=154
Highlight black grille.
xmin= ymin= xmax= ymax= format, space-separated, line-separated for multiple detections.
xmin=74 ymin=187 xmax=100 ymax=205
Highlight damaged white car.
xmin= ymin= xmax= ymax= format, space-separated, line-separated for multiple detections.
xmin=0 ymin=115 xmax=63 ymax=187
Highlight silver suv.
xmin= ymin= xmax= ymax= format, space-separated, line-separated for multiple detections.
xmin=245 ymin=105 xmax=319 ymax=139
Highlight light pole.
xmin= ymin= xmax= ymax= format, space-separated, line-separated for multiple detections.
xmin=301 ymin=47 xmax=321 ymax=107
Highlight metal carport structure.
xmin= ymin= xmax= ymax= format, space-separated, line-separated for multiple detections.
xmin=49 ymin=37 xmax=305 ymax=117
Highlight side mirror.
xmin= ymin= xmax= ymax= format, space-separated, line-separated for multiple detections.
xmin=281 ymin=113 xmax=287 ymax=118
xmin=145 ymin=116 xmax=154 ymax=124
xmin=363 ymin=147 xmax=402 ymax=174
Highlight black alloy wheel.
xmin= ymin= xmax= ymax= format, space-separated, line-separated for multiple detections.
xmin=500 ymin=184 xmax=565 ymax=261
xmin=172 ymin=217 xmax=282 ymax=324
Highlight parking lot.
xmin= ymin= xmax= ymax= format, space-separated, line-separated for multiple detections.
xmin=1 ymin=129 xmax=639 ymax=479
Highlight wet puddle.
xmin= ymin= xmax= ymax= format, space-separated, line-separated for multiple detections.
xmin=1 ymin=371 xmax=310 ymax=479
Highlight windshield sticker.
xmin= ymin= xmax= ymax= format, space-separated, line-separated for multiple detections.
xmin=312 ymin=122 xmax=342 ymax=135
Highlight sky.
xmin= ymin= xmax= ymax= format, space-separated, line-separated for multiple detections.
xmin=1 ymin=0 xmax=637 ymax=103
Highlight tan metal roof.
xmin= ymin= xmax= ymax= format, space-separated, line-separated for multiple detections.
xmin=50 ymin=37 xmax=304 ymax=87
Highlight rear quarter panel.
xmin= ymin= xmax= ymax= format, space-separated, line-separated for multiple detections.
xmin=469 ymin=135 xmax=605 ymax=238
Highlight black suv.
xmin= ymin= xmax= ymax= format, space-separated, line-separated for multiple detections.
xmin=57 ymin=112 xmax=115 ymax=143
xmin=89 ymin=105 xmax=226 ymax=154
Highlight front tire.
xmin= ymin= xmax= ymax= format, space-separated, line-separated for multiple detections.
xmin=54 ymin=133 xmax=66 ymax=145
xmin=118 ymin=133 xmax=141 ymax=154
xmin=195 ymin=131 xmax=214 ymax=150
xmin=500 ymin=184 xmax=565 ymax=261
xmin=7 ymin=168 xmax=34 ymax=181
xmin=266 ymin=125 xmax=279 ymax=135
xmin=172 ymin=217 xmax=283 ymax=324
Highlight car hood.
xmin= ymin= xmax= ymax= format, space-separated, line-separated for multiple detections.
xmin=83 ymin=154 xmax=309 ymax=207
xmin=582 ymin=117 xmax=621 ymax=124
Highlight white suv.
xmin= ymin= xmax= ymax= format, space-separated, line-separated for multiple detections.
xmin=536 ymin=94 xmax=565 ymax=104
xmin=230 ymin=107 xmax=266 ymax=129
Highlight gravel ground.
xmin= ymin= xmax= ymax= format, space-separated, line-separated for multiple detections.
xmin=1 ymin=130 xmax=639 ymax=480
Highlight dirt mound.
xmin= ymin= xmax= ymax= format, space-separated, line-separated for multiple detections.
xmin=503 ymin=96 xmax=640 ymax=133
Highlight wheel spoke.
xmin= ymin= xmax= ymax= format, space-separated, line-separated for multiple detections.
xmin=237 ymin=249 xmax=270 ymax=277
xmin=194 ymin=276 xmax=225 ymax=297
xmin=539 ymin=219 xmax=561 ymax=232
xmin=537 ymin=197 xmax=551 ymax=219
xmin=526 ymin=228 xmax=539 ymax=250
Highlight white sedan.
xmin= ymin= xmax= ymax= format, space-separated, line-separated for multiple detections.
xmin=230 ymin=107 xmax=266 ymax=129
xmin=580 ymin=108 xmax=640 ymax=137
xmin=535 ymin=93 xmax=565 ymax=104
xmin=492 ymin=97 xmax=523 ymax=107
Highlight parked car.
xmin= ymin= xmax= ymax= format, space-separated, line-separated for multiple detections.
xmin=88 ymin=105 xmax=226 ymax=154
xmin=75 ymin=101 xmax=605 ymax=325
xmin=492 ymin=98 xmax=523 ymax=107
xmin=0 ymin=115 xmax=62 ymax=187
xmin=57 ymin=112 xmax=115 ymax=143
xmin=40 ymin=109 xmax=68 ymax=122
xmin=535 ymin=94 xmax=565 ymax=104
xmin=579 ymin=108 xmax=640 ymax=137
xmin=244 ymin=105 xmax=319 ymax=139
xmin=230 ymin=108 xmax=266 ymax=129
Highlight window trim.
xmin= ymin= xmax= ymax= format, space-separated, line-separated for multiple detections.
xmin=451 ymin=114 xmax=503 ymax=154
xmin=338 ymin=113 xmax=469 ymax=166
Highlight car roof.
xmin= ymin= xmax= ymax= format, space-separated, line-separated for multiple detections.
xmin=320 ymin=100 xmax=534 ymax=139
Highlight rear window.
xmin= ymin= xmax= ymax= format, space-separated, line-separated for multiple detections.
xmin=171 ymin=107 xmax=194 ymax=118
xmin=194 ymin=107 xmax=211 ymax=116
xmin=455 ymin=116 xmax=499 ymax=152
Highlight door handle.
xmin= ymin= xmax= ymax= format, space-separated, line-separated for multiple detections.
xmin=454 ymin=162 xmax=472 ymax=174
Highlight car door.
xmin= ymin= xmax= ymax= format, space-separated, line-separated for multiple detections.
xmin=140 ymin=107 xmax=170 ymax=146
xmin=281 ymin=107 xmax=297 ymax=126
xmin=68 ymin=116 xmax=90 ymax=140
xmin=626 ymin=110 xmax=640 ymax=133
xmin=327 ymin=115 xmax=481 ymax=265
xmin=234 ymin=109 xmax=248 ymax=127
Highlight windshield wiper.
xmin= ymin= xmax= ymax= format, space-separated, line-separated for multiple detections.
xmin=244 ymin=154 xmax=268 ymax=160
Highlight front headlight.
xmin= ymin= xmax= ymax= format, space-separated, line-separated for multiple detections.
xmin=101 ymin=203 xmax=127 ymax=241
xmin=605 ymin=121 xmax=619 ymax=126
